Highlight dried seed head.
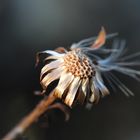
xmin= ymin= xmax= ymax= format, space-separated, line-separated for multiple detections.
xmin=38 ymin=48 xmax=106 ymax=108
xmin=63 ymin=50 xmax=95 ymax=78
xmin=38 ymin=28 xmax=112 ymax=108
xmin=38 ymin=27 xmax=140 ymax=109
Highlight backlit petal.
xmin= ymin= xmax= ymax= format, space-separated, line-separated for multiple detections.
xmin=65 ymin=77 xmax=81 ymax=107
xmin=91 ymin=27 xmax=106 ymax=49
xmin=43 ymin=50 xmax=65 ymax=57
xmin=89 ymin=80 xmax=96 ymax=103
xmin=54 ymin=72 xmax=74 ymax=98
xmin=40 ymin=59 xmax=63 ymax=80
xmin=82 ymin=78 xmax=89 ymax=97
xmin=44 ymin=55 xmax=62 ymax=61
xmin=41 ymin=67 xmax=63 ymax=89
xmin=95 ymin=72 xmax=109 ymax=96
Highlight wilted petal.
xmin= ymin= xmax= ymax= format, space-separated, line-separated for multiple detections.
xmin=36 ymin=50 xmax=64 ymax=66
xmin=44 ymin=55 xmax=61 ymax=61
xmin=82 ymin=78 xmax=89 ymax=96
xmin=89 ymin=93 xmax=95 ymax=103
xmin=93 ymin=85 xmax=100 ymax=103
xmin=76 ymin=78 xmax=89 ymax=104
xmin=40 ymin=59 xmax=63 ymax=80
xmin=41 ymin=67 xmax=63 ymax=89
xmin=65 ymin=77 xmax=81 ymax=107
xmin=42 ymin=50 xmax=65 ymax=57
xmin=89 ymin=80 xmax=96 ymax=103
xmin=91 ymin=27 xmax=106 ymax=49
xmin=88 ymin=79 xmax=100 ymax=103
xmin=95 ymin=72 xmax=109 ymax=96
xmin=54 ymin=72 xmax=74 ymax=98
xmin=96 ymin=80 xmax=109 ymax=96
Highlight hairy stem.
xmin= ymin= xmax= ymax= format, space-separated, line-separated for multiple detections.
xmin=2 ymin=91 xmax=56 ymax=140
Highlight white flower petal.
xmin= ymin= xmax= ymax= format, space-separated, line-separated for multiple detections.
xmin=95 ymin=72 xmax=109 ymax=96
xmin=65 ymin=77 xmax=81 ymax=107
xmin=89 ymin=78 xmax=100 ymax=103
xmin=45 ymin=56 xmax=60 ymax=60
xmin=89 ymin=81 xmax=96 ymax=103
xmin=40 ymin=59 xmax=63 ymax=80
xmin=43 ymin=50 xmax=65 ymax=57
xmin=41 ymin=67 xmax=63 ymax=89
xmin=82 ymin=78 xmax=89 ymax=97
xmin=95 ymin=78 xmax=109 ymax=96
xmin=54 ymin=72 xmax=74 ymax=98
xmin=93 ymin=86 xmax=100 ymax=103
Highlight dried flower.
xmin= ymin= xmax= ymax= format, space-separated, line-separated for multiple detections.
xmin=2 ymin=28 xmax=140 ymax=140
xmin=37 ymin=27 xmax=140 ymax=108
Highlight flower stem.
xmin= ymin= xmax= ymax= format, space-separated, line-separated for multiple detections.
xmin=2 ymin=91 xmax=56 ymax=140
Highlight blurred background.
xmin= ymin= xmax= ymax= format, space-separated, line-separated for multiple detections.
xmin=0 ymin=0 xmax=140 ymax=140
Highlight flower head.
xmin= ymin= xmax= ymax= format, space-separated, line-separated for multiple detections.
xmin=37 ymin=27 xmax=140 ymax=108
xmin=39 ymin=49 xmax=102 ymax=107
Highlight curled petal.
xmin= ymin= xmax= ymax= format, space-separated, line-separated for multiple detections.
xmin=41 ymin=67 xmax=63 ymax=89
xmin=65 ymin=77 xmax=81 ymax=107
xmin=76 ymin=79 xmax=89 ymax=104
xmin=89 ymin=93 xmax=95 ymax=103
xmin=89 ymin=79 xmax=100 ymax=103
xmin=40 ymin=59 xmax=63 ymax=80
xmin=89 ymin=81 xmax=96 ymax=103
xmin=54 ymin=72 xmax=74 ymax=98
xmin=44 ymin=55 xmax=61 ymax=61
xmin=82 ymin=78 xmax=89 ymax=97
xmin=91 ymin=27 xmax=106 ymax=49
xmin=72 ymin=31 xmax=118 ymax=49
xmin=42 ymin=50 xmax=65 ymax=57
xmin=36 ymin=50 xmax=64 ymax=66
xmin=95 ymin=72 xmax=109 ymax=96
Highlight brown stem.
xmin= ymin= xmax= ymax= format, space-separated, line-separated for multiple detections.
xmin=2 ymin=91 xmax=56 ymax=140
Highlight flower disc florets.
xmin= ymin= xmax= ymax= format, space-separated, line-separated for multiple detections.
xmin=63 ymin=50 xmax=95 ymax=78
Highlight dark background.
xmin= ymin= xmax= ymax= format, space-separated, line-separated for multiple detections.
xmin=0 ymin=0 xmax=140 ymax=140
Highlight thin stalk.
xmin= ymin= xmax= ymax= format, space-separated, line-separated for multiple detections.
xmin=2 ymin=91 xmax=56 ymax=140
